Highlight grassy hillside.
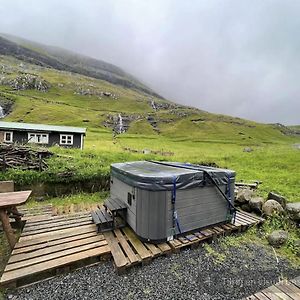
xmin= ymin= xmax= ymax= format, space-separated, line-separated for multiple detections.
xmin=0 ymin=50 xmax=299 ymax=201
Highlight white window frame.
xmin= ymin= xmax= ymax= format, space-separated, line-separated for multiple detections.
xmin=4 ymin=131 xmax=13 ymax=143
xmin=60 ymin=134 xmax=73 ymax=145
xmin=28 ymin=132 xmax=49 ymax=144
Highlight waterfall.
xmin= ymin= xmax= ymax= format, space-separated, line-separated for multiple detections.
xmin=0 ymin=106 xmax=4 ymax=118
xmin=151 ymin=100 xmax=157 ymax=110
xmin=118 ymin=113 xmax=124 ymax=133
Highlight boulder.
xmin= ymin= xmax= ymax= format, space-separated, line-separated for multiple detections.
xmin=243 ymin=147 xmax=253 ymax=152
xmin=285 ymin=202 xmax=300 ymax=221
xmin=249 ymin=197 xmax=264 ymax=213
xmin=267 ymin=230 xmax=288 ymax=247
xmin=241 ymin=203 xmax=252 ymax=212
xmin=262 ymin=200 xmax=284 ymax=216
xmin=236 ymin=188 xmax=253 ymax=204
xmin=267 ymin=192 xmax=287 ymax=208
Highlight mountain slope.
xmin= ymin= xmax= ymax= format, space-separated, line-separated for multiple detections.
xmin=0 ymin=34 xmax=161 ymax=98
xmin=0 ymin=34 xmax=298 ymax=146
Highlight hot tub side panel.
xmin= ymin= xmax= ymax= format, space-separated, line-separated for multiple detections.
xmin=110 ymin=176 xmax=137 ymax=232
xmin=167 ymin=185 xmax=233 ymax=235
xmin=136 ymin=189 xmax=168 ymax=241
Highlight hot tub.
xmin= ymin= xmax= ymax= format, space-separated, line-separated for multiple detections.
xmin=110 ymin=161 xmax=235 ymax=243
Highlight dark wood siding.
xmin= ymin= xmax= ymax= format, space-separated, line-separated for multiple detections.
xmin=0 ymin=130 xmax=83 ymax=149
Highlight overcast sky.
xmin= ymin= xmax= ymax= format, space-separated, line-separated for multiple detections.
xmin=1 ymin=0 xmax=299 ymax=125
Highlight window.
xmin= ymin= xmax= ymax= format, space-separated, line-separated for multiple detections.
xmin=60 ymin=134 xmax=73 ymax=145
xmin=28 ymin=133 xmax=49 ymax=144
xmin=4 ymin=131 xmax=13 ymax=143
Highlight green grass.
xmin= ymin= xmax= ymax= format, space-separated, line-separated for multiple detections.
xmin=26 ymin=191 xmax=108 ymax=207
xmin=0 ymin=42 xmax=300 ymax=300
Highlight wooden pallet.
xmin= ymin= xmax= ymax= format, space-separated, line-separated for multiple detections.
xmin=243 ymin=276 xmax=300 ymax=300
xmin=17 ymin=204 xmax=54 ymax=221
xmin=104 ymin=210 xmax=263 ymax=273
xmin=1 ymin=207 xmax=264 ymax=286
xmin=0 ymin=213 xmax=110 ymax=287
xmin=168 ymin=210 xmax=264 ymax=252
xmin=103 ymin=227 xmax=172 ymax=273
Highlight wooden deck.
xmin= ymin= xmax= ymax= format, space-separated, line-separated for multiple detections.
xmin=1 ymin=211 xmax=110 ymax=287
xmin=1 ymin=207 xmax=264 ymax=287
xmin=243 ymin=276 xmax=300 ymax=300
xmin=105 ymin=210 xmax=264 ymax=272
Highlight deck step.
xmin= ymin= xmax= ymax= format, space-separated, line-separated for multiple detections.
xmin=91 ymin=208 xmax=114 ymax=232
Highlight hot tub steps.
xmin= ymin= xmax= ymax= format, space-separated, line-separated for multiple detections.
xmin=91 ymin=208 xmax=114 ymax=232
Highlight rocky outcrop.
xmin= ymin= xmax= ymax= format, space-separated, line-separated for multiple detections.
xmin=7 ymin=74 xmax=50 ymax=92
xmin=103 ymin=113 xmax=143 ymax=133
xmin=285 ymin=202 xmax=300 ymax=221
xmin=74 ymin=87 xmax=119 ymax=99
xmin=262 ymin=200 xmax=284 ymax=216
xmin=267 ymin=230 xmax=288 ymax=247
xmin=267 ymin=192 xmax=287 ymax=208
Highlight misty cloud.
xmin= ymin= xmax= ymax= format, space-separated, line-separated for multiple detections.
xmin=0 ymin=0 xmax=299 ymax=124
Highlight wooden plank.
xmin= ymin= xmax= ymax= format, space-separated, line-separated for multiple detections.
xmin=254 ymin=291 xmax=274 ymax=300
xmin=108 ymin=198 xmax=123 ymax=210
xmin=5 ymin=239 xmax=108 ymax=272
xmin=113 ymin=197 xmax=128 ymax=209
xmin=178 ymin=237 xmax=189 ymax=244
xmin=13 ymin=231 xmax=98 ymax=255
xmin=21 ymin=219 xmax=93 ymax=236
xmin=96 ymin=209 xmax=107 ymax=223
xmin=291 ymin=277 xmax=300 ymax=289
xmin=193 ymin=232 xmax=206 ymax=239
xmin=200 ymin=229 xmax=214 ymax=237
xmin=266 ymin=285 xmax=294 ymax=300
xmin=9 ymin=235 xmax=106 ymax=264
xmin=103 ymin=231 xmax=128 ymax=269
xmin=168 ymin=239 xmax=182 ymax=248
xmin=23 ymin=216 xmax=92 ymax=233
xmin=114 ymin=229 xmax=139 ymax=264
xmin=156 ymin=242 xmax=172 ymax=253
xmin=17 ymin=224 xmax=98 ymax=245
xmin=91 ymin=211 xmax=100 ymax=225
xmin=24 ymin=213 xmax=91 ymax=227
xmin=276 ymin=282 xmax=300 ymax=300
xmin=0 ymin=245 xmax=110 ymax=285
xmin=261 ymin=287 xmax=287 ymax=300
xmin=185 ymin=234 xmax=199 ymax=242
xmin=144 ymin=243 xmax=162 ymax=257
xmin=122 ymin=227 xmax=151 ymax=260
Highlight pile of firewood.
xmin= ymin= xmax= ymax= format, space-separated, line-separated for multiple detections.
xmin=0 ymin=144 xmax=53 ymax=171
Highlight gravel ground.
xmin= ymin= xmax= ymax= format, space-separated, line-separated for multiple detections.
xmin=6 ymin=241 xmax=300 ymax=300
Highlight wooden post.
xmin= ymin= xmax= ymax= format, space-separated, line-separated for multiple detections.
xmin=10 ymin=206 xmax=23 ymax=227
xmin=0 ymin=208 xmax=16 ymax=249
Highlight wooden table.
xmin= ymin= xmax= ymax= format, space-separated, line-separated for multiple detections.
xmin=0 ymin=191 xmax=32 ymax=249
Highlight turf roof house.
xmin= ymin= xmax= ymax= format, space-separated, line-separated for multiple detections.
xmin=0 ymin=121 xmax=86 ymax=149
